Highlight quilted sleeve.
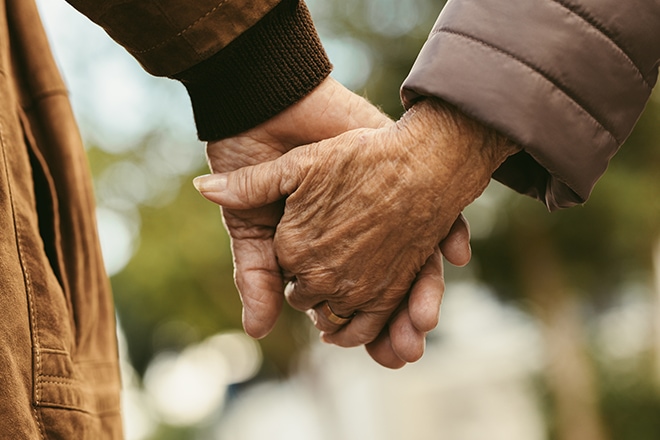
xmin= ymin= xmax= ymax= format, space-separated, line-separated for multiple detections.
xmin=401 ymin=0 xmax=660 ymax=209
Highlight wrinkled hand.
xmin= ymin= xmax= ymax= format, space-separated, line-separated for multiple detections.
xmin=196 ymin=99 xmax=519 ymax=357
xmin=203 ymin=79 xmax=471 ymax=367
xmin=363 ymin=217 xmax=470 ymax=368
xmin=205 ymin=78 xmax=390 ymax=338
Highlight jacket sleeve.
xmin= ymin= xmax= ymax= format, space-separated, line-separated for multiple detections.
xmin=401 ymin=0 xmax=660 ymax=210
xmin=64 ymin=0 xmax=332 ymax=140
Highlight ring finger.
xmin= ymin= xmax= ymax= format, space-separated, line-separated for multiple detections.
xmin=307 ymin=301 xmax=356 ymax=333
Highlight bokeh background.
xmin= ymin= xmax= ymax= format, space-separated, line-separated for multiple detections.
xmin=37 ymin=1 xmax=660 ymax=439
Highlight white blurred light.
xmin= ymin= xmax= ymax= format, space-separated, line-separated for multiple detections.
xmin=117 ymin=321 xmax=158 ymax=440
xmin=366 ymin=0 xmax=423 ymax=37
xmin=122 ymin=388 xmax=158 ymax=440
xmin=594 ymin=287 xmax=651 ymax=361
xmin=143 ymin=332 xmax=262 ymax=426
xmin=143 ymin=138 xmax=206 ymax=181
xmin=324 ymin=37 xmax=373 ymax=91
xmin=96 ymin=207 xmax=137 ymax=276
xmin=98 ymin=161 xmax=150 ymax=206
xmin=37 ymin=0 xmax=196 ymax=154
xmin=215 ymin=381 xmax=323 ymax=440
xmin=206 ymin=332 xmax=262 ymax=384
xmin=144 ymin=349 xmax=229 ymax=426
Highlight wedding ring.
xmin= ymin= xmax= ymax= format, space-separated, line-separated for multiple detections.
xmin=320 ymin=301 xmax=354 ymax=326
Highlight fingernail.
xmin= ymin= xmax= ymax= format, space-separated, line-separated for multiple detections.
xmin=193 ymin=174 xmax=227 ymax=193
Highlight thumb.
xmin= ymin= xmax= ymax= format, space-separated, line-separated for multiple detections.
xmin=440 ymin=214 xmax=471 ymax=267
xmin=193 ymin=151 xmax=308 ymax=209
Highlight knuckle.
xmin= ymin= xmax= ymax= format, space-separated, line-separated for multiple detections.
xmin=298 ymin=271 xmax=339 ymax=297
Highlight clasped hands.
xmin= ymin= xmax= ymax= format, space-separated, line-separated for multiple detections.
xmin=194 ymin=78 xmax=517 ymax=368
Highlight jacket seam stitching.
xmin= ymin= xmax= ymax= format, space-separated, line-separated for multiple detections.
xmin=35 ymin=401 xmax=121 ymax=416
xmin=549 ymin=0 xmax=652 ymax=90
xmin=131 ymin=0 xmax=230 ymax=55
xmin=39 ymin=375 xmax=79 ymax=381
xmin=0 ymin=124 xmax=46 ymax=440
xmin=433 ymin=28 xmax=621 ymax=145
xmin=40 ymin=380 xmax=81 ymax=386
xmin=39 ymin=347 xmax=69 ymax=355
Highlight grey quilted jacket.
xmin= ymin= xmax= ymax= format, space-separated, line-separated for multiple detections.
xmin=402 ymin=0 xmax=660 ymax=210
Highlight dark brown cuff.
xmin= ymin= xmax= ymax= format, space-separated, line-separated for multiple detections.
xmin=173 ymin=0 xmax=332 ymax=141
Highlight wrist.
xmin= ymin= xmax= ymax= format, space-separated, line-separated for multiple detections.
xmin=257 ymin=77 xmax=392 ymax=148
xmin=404 ymin=98 xmax=519 ymax=172
xmin=205 ymin=77 xmax=392 ymax=173
xmin=396 ymin=98 xmax=520 ymax=209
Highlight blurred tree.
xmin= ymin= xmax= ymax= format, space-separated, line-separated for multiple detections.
xmin=470 ymin=92 xmax=660 ymax=440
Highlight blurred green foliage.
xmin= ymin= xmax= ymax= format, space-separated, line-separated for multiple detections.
xmin=469 ymin=90 xmax=660 ymax=439
xmin=472 ymin=94 xmax=660 ymax=303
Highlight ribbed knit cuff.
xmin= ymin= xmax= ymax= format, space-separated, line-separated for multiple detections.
xmin=173 ymin=0 xmax=332 ymax=141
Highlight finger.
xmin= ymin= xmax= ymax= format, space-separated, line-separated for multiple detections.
xmin=234 ymin=254 xmax=284 ymax=339
xmin=365 ymin=329 xmax=406 ymax=369
xmin=229 ymin=232 xmax=285 ymax=339
xmin=306 ymin=301 xmax=354 ymax=334
xmin=192 ymin=149 xmax=312 ymax=210
xmin=440 ymin=214 xmax=471 ymax=267
xmin=389 ymin=306 xmax=426 ymax=363
xmin=407 ymin=247 xmax=445 ymax=333
xmin=284 ymin=279 xmax=332 ymax=314
xmin=321 ymin=310 xmax=390 ymax=347
xmin=406 ymin=216 xmax=469 ymax=336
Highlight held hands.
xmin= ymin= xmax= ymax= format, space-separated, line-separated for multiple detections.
xmin=201 ymin=78 xmax=467 ymax=367
xmin=204 ymin=77 xmax=392 ymax=340
xmin=196 ymin=97 xmax=519 ymax=367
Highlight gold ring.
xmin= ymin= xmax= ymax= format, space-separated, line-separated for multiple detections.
xmin=320 ymin=301 xmax=354 ymax=326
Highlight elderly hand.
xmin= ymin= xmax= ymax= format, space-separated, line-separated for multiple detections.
xmin=363 ymin=217 xmax=470 ymax=368
xmin=196 ymin=98 xmax=519 ymax=351
xmin=203 ymin=79 xmax=469 ymax=367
